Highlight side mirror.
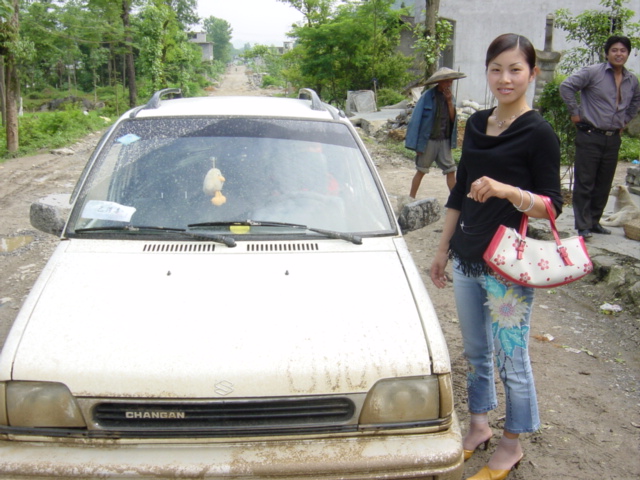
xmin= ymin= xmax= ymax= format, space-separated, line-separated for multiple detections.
xmin=30 ymin=194 xmax=72 ymax=236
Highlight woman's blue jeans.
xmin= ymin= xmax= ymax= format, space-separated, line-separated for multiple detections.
xmin=453 ymin=261 xmax=540 ymax=434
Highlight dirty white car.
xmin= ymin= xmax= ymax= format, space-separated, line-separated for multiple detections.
xmin=0 ymin=89 xmax=462 ymax=479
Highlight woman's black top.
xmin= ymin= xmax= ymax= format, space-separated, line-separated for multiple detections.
xmin=446 ymin=108 xmax=563 ymax=276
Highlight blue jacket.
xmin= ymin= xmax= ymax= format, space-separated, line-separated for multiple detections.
xmin=404 ymin=87 xmax=458 ymax=153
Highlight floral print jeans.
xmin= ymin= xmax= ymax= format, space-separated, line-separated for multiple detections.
xmin=453 ymin=261 xmax=540 ymax=434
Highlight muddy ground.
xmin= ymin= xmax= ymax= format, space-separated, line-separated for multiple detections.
xmin=0 ymin=66 xmax=638 ymax=479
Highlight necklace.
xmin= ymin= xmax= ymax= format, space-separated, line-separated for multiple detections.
xmin=492 ymin=107 xmax=527 ymax=129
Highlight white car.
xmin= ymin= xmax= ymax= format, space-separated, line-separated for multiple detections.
xmin=0 ymin=89 xmax=463 ymax=479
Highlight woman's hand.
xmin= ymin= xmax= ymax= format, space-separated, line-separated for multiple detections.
xmin=467 ymin=176 xmax=552 ymax=219
xmin=430 ymin=250 xmax=450 ymax=289
xmin=466 ymin=176 xmax=513 ymax=203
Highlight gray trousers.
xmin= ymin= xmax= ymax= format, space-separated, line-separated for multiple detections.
xmin=572 ymin=129 xmax=621 ymax=230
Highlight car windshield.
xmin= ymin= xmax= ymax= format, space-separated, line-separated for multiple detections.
xmin=67 ymin=116 xmax=394 ymax=238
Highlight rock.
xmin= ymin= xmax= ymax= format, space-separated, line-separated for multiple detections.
xmin=625 ymin=166 xmax=640 ymax=195
xmin=346 ymin=90 xmax=377 ymax=117
xmin=388 ymin=128 xmax=406 ymax=141
xmin=462 ymin=100 xmax=481 ymax=110
xmin=397 ymin=197 xmax=442 ymax=233
xmin=605 ymin=265 xmax=627 ymax=289
xmin=381 ymin=99 xmax=409 ymax=110
xmin=627 ymin=281 xmax=640 ymax=307
xmin=30 ymin=193 xmax=72 ymax=236
xmin=360 ymin=118 xmax=389 ymax=137
xmin=51 ymin=148 xmax=75 ymax=155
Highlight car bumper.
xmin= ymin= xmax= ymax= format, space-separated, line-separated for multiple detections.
xmin=0 ymin=420 xmax=462 ymax=479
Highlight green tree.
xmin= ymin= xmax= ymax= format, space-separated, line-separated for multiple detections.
xmin=242 ymin=44 xmax=272 ymax=64
xmin=0 ymin=0 xmax=19 ymax=152
xmin=412 ymin=1 xmax=453 ymax=80
xmin=277 ymin=0 xmax=335 ymax=27
xmin=163 ymin=0 xmax=199 ymax=28
xmin=538 ymin=76 xmax=576 ymax=191
xmin=120 ymin=0 xmax=138 ymax=107
xmin=136 ymin=1 xmax=200 ymax=94
xmin=203 ymin=16 xmax=232 ymax=64
xmin=137 ymin=2 xmax=172 ymax=91
xmin=16 ymin=1 xmax=58 ymax=91
xmin=286 ymin=0 xmax=411 ymax=104
xmin=0 ymin=0 xmax=11 ymax=19
xmin=241 ymin=44 xmax=286 ymax=87
xmin=0 ymin=0 xmax=216 ymax=156
xmin=554 ymin=0 xmax=640 ymax=73
xmin=87 ymin=0 xmax=143 ymax=107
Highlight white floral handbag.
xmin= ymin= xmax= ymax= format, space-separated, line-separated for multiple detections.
xmin=483 ymin=196 xmax=593 ymax=288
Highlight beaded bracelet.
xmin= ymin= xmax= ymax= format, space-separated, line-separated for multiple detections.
xmin=516 ymin=190 xmax=536 ymax=213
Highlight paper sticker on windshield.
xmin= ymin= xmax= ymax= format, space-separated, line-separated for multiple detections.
xmin=82 ymin=200 xmax=136 ymax=222
xmin=116 ymin=133 xmax=141 ymax=145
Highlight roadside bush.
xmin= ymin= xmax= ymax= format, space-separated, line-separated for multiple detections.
xmin=538 ymin=76 xmax=575 ymax=166
xmin=376 ymin=88 xmax=406 ymax=108
xmin=620 ymin=135 xmax=640 ymax=162
xmin=538 ymin=76 xmax=578 ymax=190
xmin=381 ymin=137 xmax=414 ymax=160
xmin=261 ymin=75 xmax=282 ymax=88
xmin=0 ymin=109 xmax=112 ymax=159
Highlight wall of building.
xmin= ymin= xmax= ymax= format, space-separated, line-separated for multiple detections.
xmin=404 ymin=0 xmax=640 ymax=107
xmin=188 ymin=32 xmax=214 ymax=62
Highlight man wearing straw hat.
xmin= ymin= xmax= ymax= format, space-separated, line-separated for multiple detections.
xmin=405 ymin=67 xmax=466 ymax=197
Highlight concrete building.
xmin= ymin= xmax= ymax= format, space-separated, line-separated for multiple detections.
xmin=274 ymin=41 xmax=295 ymax=55
xmin=188 ymin=32 xmax=214 ymax=62
xmin=396 ymin=0 xmax=640 ymax=108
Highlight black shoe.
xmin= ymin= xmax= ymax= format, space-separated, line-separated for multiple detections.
xmin=591 ymin=224 xmax=611 ymax=235
xmin=578 ymin=229 xmax=592 ymax=238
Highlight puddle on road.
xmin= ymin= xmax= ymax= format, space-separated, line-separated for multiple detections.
xmin=0 ymin=235 xmax=34 ymax=253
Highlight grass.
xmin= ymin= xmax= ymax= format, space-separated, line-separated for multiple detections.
xmin=0 ymin=108 xmax=114 ymax=161
xmin=620 ymin=135 xmax=640 ymax=162
xmin=381 ymin=138 xmax=414 ymax=160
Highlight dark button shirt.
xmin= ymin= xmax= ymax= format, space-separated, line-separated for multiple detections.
xmin=429 ymin=90 xmax=451 ymax=140
xmin=559 ymin=62 xmax=640 ymax=130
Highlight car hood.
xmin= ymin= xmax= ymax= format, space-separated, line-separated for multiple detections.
xmin=8 ymin=239 xmax=433 ymax=398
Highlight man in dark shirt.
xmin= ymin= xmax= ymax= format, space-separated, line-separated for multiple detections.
xmin=560 ymin=35 xmax=640 ymax=238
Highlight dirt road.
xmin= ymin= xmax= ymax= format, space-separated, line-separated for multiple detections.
xmin=0 ymin=66 xmax=638 ymax=479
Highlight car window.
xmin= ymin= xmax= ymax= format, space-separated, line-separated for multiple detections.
xmin=67 ymin=117 xmax=394 ymax=236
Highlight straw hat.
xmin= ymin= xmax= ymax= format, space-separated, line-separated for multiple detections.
xmin=424 ymin=67 xmax=466 ymax=85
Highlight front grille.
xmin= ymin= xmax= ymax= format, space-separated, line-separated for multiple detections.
xmin=245 ymin=242 xmax=319 ymax=252
xmin=93 ymin=397 xmax=355 ymax=435
xmin=142 ymin=242 xmax=216 ymax=252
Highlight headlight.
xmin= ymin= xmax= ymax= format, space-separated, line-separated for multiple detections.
xmin=359 ymin=375 xmax=452 ymax=425
xmin=2 ymin=381 xmax=86 ymax=427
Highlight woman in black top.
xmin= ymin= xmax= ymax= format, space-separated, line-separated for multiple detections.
xmin=430 ymin=34 xmax=562 ymax=480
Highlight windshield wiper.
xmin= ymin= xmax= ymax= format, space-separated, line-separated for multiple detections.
xmin=74 ymin=225 xmax=236 ymax=247
xmin=195 ymin=220 xmax=363 ymax=245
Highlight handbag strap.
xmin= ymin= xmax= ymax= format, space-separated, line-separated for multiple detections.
xmin=517 ymin=195 xmax=574 ymax=266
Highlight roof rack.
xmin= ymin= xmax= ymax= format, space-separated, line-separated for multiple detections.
xmin=298 ymin=88 xmax=324 ymax=111
xmin=298 ymin=88 xmax=345 ymax=120
xmin=129 ymin=88 xmax=182 ymax=118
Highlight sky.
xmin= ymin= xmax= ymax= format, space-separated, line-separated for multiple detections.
xmin=196 ymin=0 xmax=305 ymax=48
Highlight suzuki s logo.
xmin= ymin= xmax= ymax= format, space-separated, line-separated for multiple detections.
xmin=214 ymin=380 xmax=234 ymax=396
xmin=125 ymin=411 xmax=186 ymax=419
